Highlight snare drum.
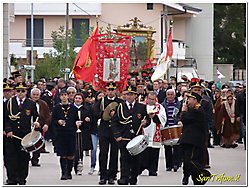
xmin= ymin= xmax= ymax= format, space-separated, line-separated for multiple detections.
xmin=160 ymin=125 xmax=182 ymax=145
xmin=21 ymin=131 xmax=45 ymax=153
xmin=126 ymin=135 xmax=148 ymax=156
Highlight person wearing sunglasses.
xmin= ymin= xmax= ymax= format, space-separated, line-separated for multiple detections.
xmin=4 ymin=82 xmax=40 ymax=185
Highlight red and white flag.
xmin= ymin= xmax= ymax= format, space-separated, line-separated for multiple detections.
xmin=217 ymin=69 xmax=225 ymax=79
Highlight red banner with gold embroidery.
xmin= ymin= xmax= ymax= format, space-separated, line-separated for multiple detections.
xmin=92 ymin=33 xmax=131 ymax=93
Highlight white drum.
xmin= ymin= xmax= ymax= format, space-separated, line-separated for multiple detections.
xmin=126 ymin=135 xmax=148 ymax=156
xmin=21 ymin=131 xmax=45 ymax=153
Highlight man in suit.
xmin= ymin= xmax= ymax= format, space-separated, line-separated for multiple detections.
xmin=111 ymin=85 xmax=149 ymax=185
xmin=96 ymin=82 xmax=123 ymax=185
xmin=30 ymin=88 xmax=51 ymax=166
xmin=4 ymin=82 xmax=40 ymax=185
xmin=153 ymin=80 xmax=166 ymax=103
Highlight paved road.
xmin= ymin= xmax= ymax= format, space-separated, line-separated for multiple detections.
xmin=3 ymin=141 xmax=247 ymax=186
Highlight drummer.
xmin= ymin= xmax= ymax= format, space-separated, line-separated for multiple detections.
xmin=4 ymin=82 xmax=40 ymax=185
xmin=111 ymin=85 xmax=149 ymax=185
xmin=161 ymin=89 xmax=182 ymax=172
xmin=139 ymin=91 xmax=167 ymax=176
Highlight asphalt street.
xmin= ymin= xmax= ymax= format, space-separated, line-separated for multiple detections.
xmin=2 ymin=141 xmax=247 ymax=186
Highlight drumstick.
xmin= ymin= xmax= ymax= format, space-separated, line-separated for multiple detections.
xmin=30 ymin=116 xmax=39 ymax=139
xmin=31 ymin=117 xmax=39 ymax=132
xmin=12 ymin=135 xmax=22 ymax=140
xmin=136 ymin=116 xmax=146 ymax=136
xmin=121 ymin=138 xmax=131 ymax=141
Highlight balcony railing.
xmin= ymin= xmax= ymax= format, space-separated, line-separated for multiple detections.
xmin=10 ymin=38 xmax=84 ymax=47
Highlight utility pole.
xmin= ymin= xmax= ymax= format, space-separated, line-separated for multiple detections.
xmin=31 ymin=3 xmax=34 ymax=83
xmin=65 ymin=3 xmax=69 ymax=81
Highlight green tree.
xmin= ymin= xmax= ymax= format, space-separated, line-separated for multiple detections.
xmin=214 ymin=3 xmax=246 ymax=68
xmin=35 ymin=26 xmax=77 ymax=80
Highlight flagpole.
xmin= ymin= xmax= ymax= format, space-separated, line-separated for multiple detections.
xmin=65 ymin=3 xmax=69 ymax=81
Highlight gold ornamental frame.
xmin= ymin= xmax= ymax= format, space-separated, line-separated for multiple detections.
xmin=114 ymin=17 xmax=156 ymax=62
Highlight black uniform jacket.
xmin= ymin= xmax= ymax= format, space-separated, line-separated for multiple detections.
xmin=111 ymin=102 xmax=149 ymax=143
xmin=180 ymin=106 xmax=206 ymax=148
xmin=52 ymin=103 xmax=78 ymax=133
xmin=96 ymin=96 xmax=123 ymax=137
xmin=5 ymin=96 xmax=39 ymax=138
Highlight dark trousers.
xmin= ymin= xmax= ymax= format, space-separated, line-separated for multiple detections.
xmin=139 ymin=147 xmax=160 ymax=173
xmin=182 ymin=144 xmax=210 ymax=185
xmin=31 ymin=148 xmax=41 ymax=164
xmin=119 ymin=145 xmax=140 ymax=184
xmin=99 ymin=135 xmax=118 ymax=180
xmin=164 ymin=145 xmax=181 ymax=168
xmin=213 ymin=128 xmax=221 ymax=145
xmin=5 ymin=138 xmax=30 ymax=184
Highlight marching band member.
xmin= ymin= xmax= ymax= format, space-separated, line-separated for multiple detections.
xmin=180 ymin=92 xmax=211 ymax=185
xmin=4 ymin=82 xmax=39 ymax=185
xmin=161 ymin=89 xmax=181 ymax=172
xmin=73 ymin=93 xmax=93 ymax=175
xmin=136 ymin=79 xmax=147 ymax=103
xmin=52 ymin=89 xmax=78 ymax=180
xmin=139 ymin=91 xmax=167 ymax=176
xmin=111 ymin=85 xmax=149 ymax=185
xmin=96 ymin=82 xmax=123 ymax=185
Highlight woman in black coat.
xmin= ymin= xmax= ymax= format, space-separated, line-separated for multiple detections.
xmin=73 ymin=93 xmax=93 ymax=175
xmin=52 ymin=89 xmax=78 ymax=180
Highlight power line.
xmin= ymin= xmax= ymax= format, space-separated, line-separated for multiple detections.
xmin=72 ymin=3 xmax=163 ymax=28
xmin=72 ymin=3 xmax=118 ymax=27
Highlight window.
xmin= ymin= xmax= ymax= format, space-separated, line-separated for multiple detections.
xmin=26 ymin=18 xmax=44 ymax=47
xmin=72 ymin=18 xmax=89 ymax=47
xmin=147 ymin=3 xmax=153 ymax=10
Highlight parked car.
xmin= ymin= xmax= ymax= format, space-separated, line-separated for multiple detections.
xmin=225 ymin=80 xmax=246 ymax=91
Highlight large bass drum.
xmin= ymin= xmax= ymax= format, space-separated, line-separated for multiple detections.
xmin=21 ymin=131 xmax=45 ymax=153
xmin=126 ymin=135 xmax=148 ymax=156
xmin=160 ymin=124 xmax=182 ymax=145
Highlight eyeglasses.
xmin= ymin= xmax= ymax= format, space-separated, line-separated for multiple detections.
xmin=16 ymin=89 xmax=26 ymax=93
xmin=68 ymin=92 xmax=75 ymax=94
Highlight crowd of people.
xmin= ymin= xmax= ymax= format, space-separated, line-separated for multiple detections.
xmin=3 ymin=71 xmax=246 ymax=185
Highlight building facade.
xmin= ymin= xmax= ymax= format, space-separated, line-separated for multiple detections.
xmin=5 ymin=3 xmax=214 ymax=81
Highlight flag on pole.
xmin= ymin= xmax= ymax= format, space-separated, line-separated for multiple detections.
xmin=72 ymin=27 xmax=98 ymax=82
xmin=151 ymin=26 xmax=173 ymax=81
xmin=165 ymin=27 xmax=173 ymax=60
xmin=217 ymin=69 xmax=225 ymax=79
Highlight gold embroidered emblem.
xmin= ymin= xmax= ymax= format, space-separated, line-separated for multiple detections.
xmin=85 ymin=54 xmax=92 ymax=68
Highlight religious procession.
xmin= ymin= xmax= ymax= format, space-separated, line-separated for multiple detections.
xmin=3 ymin=3 xmax=246 ymax=186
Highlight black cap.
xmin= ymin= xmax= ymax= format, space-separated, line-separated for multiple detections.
xmin=12 ymin=71 xmax=22 ymax=79
xmin=3 ymin=83 xmax=13 ymax=90
xmin=59 ymin=88 xmax=68 ymax=96
xmin=106 ymin=82 xmax=116 ymax=89
xmin=15 ymin=82 xmax=27 ymax=89
xmin=136 ymin=79 xmax=145 ymax=86
xmin=188 ymin=92 xmax=202 ymax=103
xmin=124 ymin=85 xmax=137 ymax=94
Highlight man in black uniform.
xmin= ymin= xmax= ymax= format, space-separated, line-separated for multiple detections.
xmin=4 ymin=82 xmax=40 ymax=185
xmin=3 ymin=83 xmax=14 ymax=184
xmin=111 ymin=85 xmax=149 ymax=185
xmin=96 ymin=82 xmax=123 ymax=185
xmin=180 ymin=92 xmax=211 ymax=185
xmin=136 ymin=79 xmax=147 ymax=103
